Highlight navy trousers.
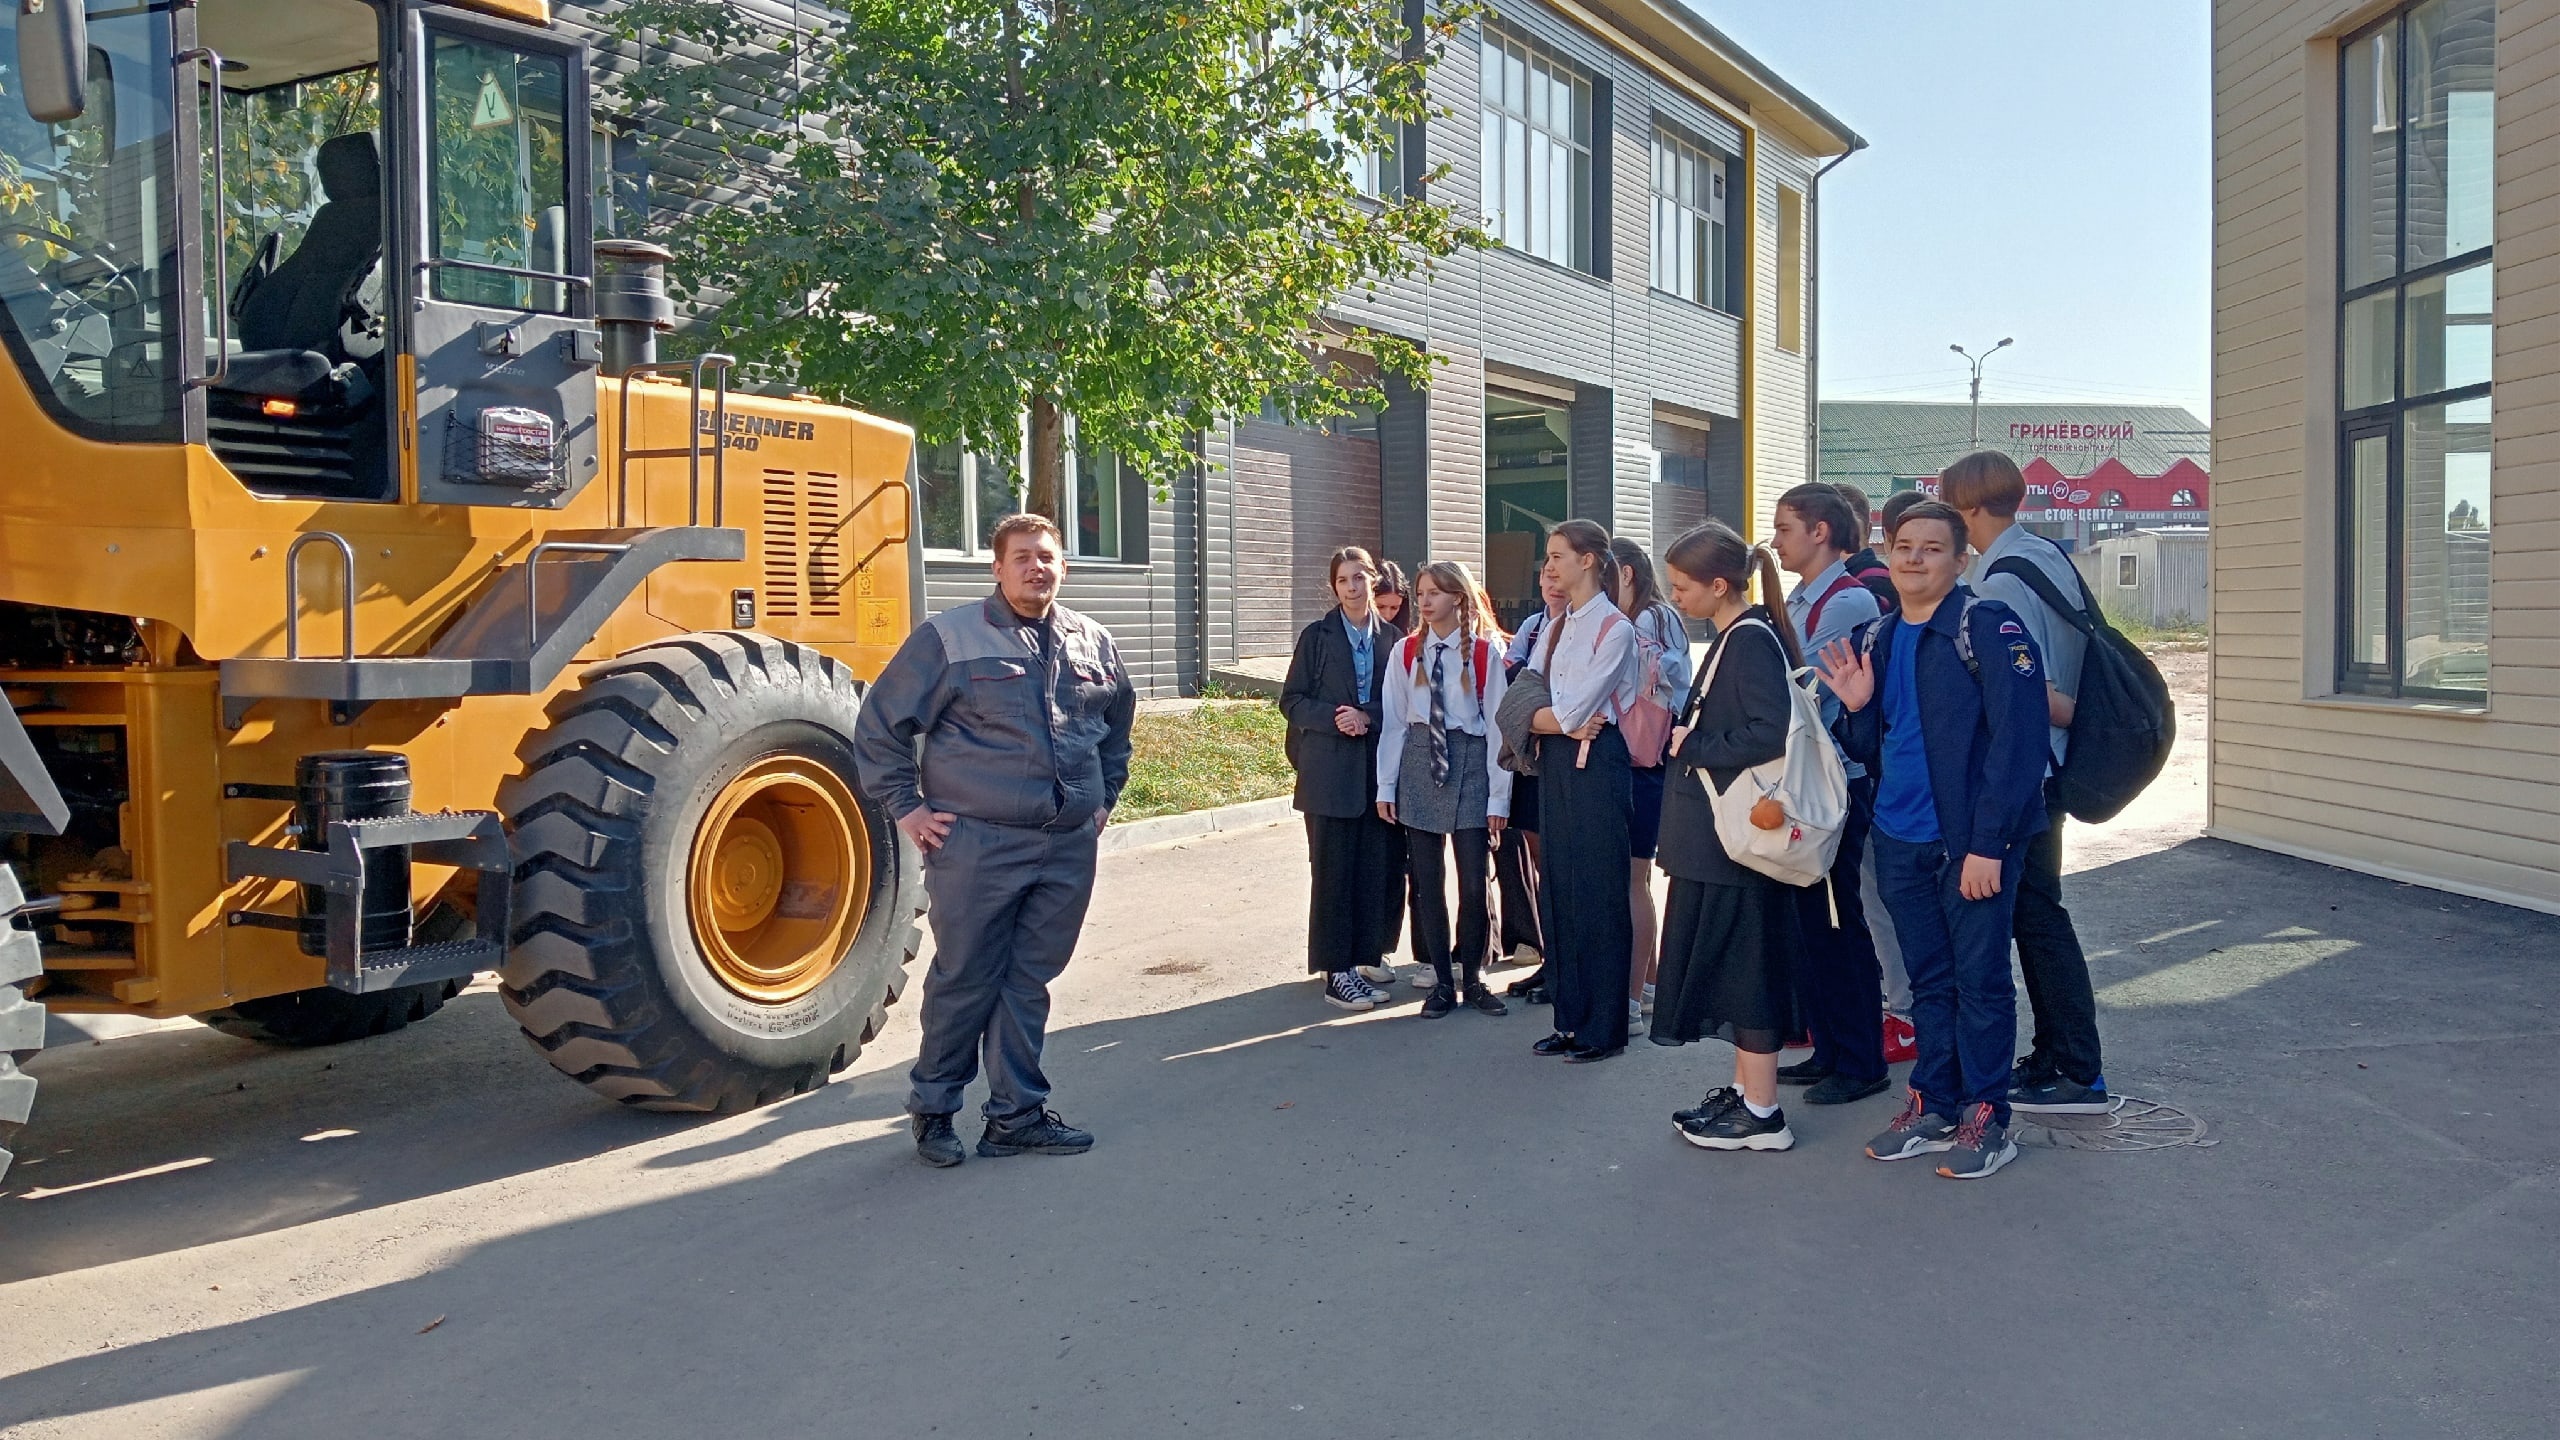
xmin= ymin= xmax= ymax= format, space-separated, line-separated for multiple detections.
xmin=1536 ymin=728 xmax=1633 ymax=1051
xmin=1796 ymin=777 xmax=1887 ymax=1084
xmin=1871 ymin=833 xmax=2025 ymax=1124
xmin=908 ymin=816 xmax=1100 ymax=1121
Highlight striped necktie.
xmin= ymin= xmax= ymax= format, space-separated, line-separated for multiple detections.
xmin=1427 ymin=639 xmax=1451 ymax=785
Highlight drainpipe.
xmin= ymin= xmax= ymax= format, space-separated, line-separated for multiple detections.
xmin=1806 ymin=138 xmax=1867 ymax=482
xmin=1194 ymin=432 xmax=1213 ymax=695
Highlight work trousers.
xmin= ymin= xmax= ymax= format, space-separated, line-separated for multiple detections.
xmin=2016 ymin=776 xmax=2104 ymax=1085
xmin=1872 ymin=834 xmax=2024 ymax=1125
xmin=1303 ymin=811 xmax=1402 ymax=974
xmin=1795 ymin=777 xmax=1887 ymax=1085
xmin=907 ymin=815 xmax=1100 ymax=1121
xmin=1536 ymin=729 xmax=1633 ymax=1052
xmin=1405 ymin=825 xmax=1491 ymax=990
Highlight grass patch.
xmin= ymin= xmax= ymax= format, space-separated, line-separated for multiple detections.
xmin=2102 ymin=609 xmax=2210 ymax=651
xmin=1113 ymin=700 xmax=1295 ymax=823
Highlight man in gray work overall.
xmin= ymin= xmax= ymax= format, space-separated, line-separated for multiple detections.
xmin=854 ymin=512 xmax=1136 ymax=1169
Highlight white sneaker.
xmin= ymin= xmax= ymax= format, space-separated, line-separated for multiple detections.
xmin=1356 ymin=964 xmax=1396 ymax=989
xmin=1641 ymin=984 xmax=1657 ymax=1015
xmin=1324 ymin=972 xmax=1381 ymax=1010
xmin=1410 ymin=970 xmax=1438 ymax=989
xmin=1628 ymin=999 xmax=1645 ymax=1027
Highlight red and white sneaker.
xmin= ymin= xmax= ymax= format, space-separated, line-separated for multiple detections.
xmin=1882 ymin=1013 xmax=1917 ymax=1065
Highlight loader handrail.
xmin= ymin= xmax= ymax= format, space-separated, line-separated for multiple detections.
xmin=284 ymin=531 xmax=358 ymax=661
xmin=523 ymin=540 xmax=632 ymax=656
xmin=613 ymin=353 xmax=737 ymax=529
xmin=176 ymin=46 xmax=230 ymax=390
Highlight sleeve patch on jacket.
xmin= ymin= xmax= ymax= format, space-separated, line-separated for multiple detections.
xmin=1997 ymin=620 xmax=2025 ymax=636
xmin=2008 ymin=642 xmax=2039 ymax=677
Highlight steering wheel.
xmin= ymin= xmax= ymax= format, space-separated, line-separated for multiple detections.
xmin=0 ymin=224 xmax=144 ymax=317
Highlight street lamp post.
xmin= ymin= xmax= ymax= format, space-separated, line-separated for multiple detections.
xmin=1949 ymin=337 xmax=2015 ymax=448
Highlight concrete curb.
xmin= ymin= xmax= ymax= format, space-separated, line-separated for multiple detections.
xmin=1100 ymin=796 xmax=1296 ymax=856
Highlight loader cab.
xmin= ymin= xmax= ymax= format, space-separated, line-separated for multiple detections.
xmin=0 ymin=0 xmax=597 ymax=504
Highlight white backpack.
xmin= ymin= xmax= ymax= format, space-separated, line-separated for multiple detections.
xmin=1692 ymin=618 xmax=1849 ymax=888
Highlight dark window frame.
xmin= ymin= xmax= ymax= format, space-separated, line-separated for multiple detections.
xmin=2332 ymin=0 xmax=2495 ymax=702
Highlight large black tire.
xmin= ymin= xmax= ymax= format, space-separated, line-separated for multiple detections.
xmin=0 ymin=866 xmax=43 ymax=1183
xmin=195 ymin=906 xmax=470 ymax=1046
xmin=499 ymin=631 xmax=923 ymax=1112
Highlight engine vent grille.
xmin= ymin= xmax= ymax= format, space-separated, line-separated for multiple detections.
xmin=761 ymin=470 xmax=847 ymax=620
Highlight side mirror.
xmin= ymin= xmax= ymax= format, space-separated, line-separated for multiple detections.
xmin=16 ymin=0 xmax=88 ymax=124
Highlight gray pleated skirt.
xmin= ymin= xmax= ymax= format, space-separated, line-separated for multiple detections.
xmin=1394 ymin=726 xmax=1490 ymax=835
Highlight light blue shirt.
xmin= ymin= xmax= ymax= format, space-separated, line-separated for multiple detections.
xmin=1968 ymin=525 xmax=2084 ymax=768
xmin=1342 ymin=613 xmax=1377 ymax=704
xmin=1785 ymin=557 xmax=1882 ymax=780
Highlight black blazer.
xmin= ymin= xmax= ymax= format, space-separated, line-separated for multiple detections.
xmin=1656 ymin=607 xmax=1793 ymax=887
xmin=1280 ymin=608 xmax=1389 ymax=819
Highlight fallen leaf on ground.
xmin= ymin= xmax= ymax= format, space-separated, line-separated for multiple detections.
xmin=1274 ymin=1101 xmax=1294 ymax=1110
xmin=418 ymin=1316 xmax=445 ymax=1335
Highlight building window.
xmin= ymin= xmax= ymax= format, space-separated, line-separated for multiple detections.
xmin=918 ymin=419 xmax=1124 ymax=560
xmin=1775 ymin=185 xmax=1805 ymax=354
xmin=2336 ymin=0 xmax=2494 ymax=699
xmin=2171 ymin=487 xmax=2198 ymax=508
xmin=2118 ymin=553 xmax=2141 ymax=589
xmin=2101 ymin=490 xmax=2125 ymax=508
xmin=1650 ymin=128 xmax=1733 ymax=312
xmin=1478 ymin=22 xmax=1593 ymax=272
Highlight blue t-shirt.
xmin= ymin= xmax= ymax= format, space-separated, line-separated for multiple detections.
xmin=1872 ymin=618 xmax=1940 ymax=844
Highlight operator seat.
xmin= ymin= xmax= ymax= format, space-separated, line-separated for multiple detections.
xmin=218 ymin=131 xmax=382 ymax=404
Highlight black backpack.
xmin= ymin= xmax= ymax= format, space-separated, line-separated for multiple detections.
xmin=1985 ymin=556 xmax=2175 ymax=825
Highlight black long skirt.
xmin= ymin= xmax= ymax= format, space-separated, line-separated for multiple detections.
xmin=1304 ymin=811 xmax=1401 ymax=975
xmin=1650 ymin=875 xmax=1803 ymax=1055
xmin=1535 ymin=728 xmax=1633 ymax=1050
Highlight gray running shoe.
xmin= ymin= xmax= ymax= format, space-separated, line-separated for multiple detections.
xmin=1936 ymin=1102 xmax=2018 ymax=1180
xmin=1864 ymin=1087 xmax=1959 ymax=1161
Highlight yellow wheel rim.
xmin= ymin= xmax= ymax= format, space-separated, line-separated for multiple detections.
xmin=687 ymin=755 xmax=870 ymax=1004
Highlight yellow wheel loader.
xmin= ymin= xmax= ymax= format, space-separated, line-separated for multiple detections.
xmin=0 ymin=0 xmax=925 ymax=1178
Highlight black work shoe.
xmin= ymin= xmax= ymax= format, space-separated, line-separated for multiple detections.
xmin=1532 ymin=1031 xmax=1577 ymax=1057
xmin=913 ymin=1114 xmax=964 ymax=1169
xmin=977 ymin=1108 xmax=1094 ymax=1157
xmin=1562 ymin=1043 xmax=1623 ymax=1064
xmin=1420 ymin=984 xmax=1458 ymax=1019
xmin=1804 ymin=1072 xmax=1892 ymax=1106
xmin=1674 ymin=1086 xmax=1743 ymax=1127
xmin=1464 ymin=982 xmax=1509 ymax=1016
xmin=1507 ymin=969 xmax=1550 ymax=999
xmin=1777 ymin=1056 xmax=1835 ymax=1087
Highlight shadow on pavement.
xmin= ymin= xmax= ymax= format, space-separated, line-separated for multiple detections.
xmin=4 ymin=841 xmax=2558 ymax=1437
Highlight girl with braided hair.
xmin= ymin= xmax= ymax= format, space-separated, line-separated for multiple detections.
xmin=1376 ymin=562 xmax=1513 ymax=1016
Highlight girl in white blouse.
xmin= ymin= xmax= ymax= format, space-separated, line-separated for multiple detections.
xmin=1376 ymin=562 xmax=1515 ymax=1016
xmin=1523 ymin=520 xmax=1641 ymax=1062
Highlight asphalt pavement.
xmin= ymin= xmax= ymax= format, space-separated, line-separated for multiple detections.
xmin=3 ymin=722 xmax=2556 ymax=1435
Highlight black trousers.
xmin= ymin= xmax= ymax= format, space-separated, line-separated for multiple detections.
xmin=1405 ymin=825 xmax=1491 ymax=988
xmin=1495 ymin=829 xmax=1542 ymax=958
xmin=2016 ymin=775 xmax=2104 ymax=1084
xmin=1794 ymin=777 xmax=1886 ymax=1084
xmin=1536 ymin=729 xmax=1633 ymax=1050
xmin=1304 ymin=811 xmax=1401 ymax=975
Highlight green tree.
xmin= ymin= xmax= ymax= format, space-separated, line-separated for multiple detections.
xmin=612 ymin=0 xmax=1484 ymax=511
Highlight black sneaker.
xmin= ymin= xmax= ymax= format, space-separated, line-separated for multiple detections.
xmin=1804 ymin=1072 xmax=1891 ymax=1106
xmin=977 ymin=1108 xmax=1094 ymax=1157
xmin=1777 ymin=1056 xmax=1835 ymax=1087
xmin=2010 ymin=1053 xmax=2057 ymax=1091
xmin=1936 ymin=1102 xmax=2018 ymax=1180
xmin=2009 ymin=1072 xmax=2115 ymax=1115
xmin=1680 ymin=1100 xmax=1794 ymax=1152
xmin=1419 ymin=984 xmax=1457 ymax=1019
xmin=913 ymin=1113 xmax=964 ymax=1169
xmin=1674 ymin=1086 xmax=1743 ymax=1127
xmin=1463 ymin=982 xmax=1509 ymax=1016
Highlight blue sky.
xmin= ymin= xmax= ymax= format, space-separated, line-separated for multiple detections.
xmin=1706 ymin=1 xmax=2213 ymax=418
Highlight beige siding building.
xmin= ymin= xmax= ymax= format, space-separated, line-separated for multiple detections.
xmin=2213 ymin=0 xmax=2559 ymax=912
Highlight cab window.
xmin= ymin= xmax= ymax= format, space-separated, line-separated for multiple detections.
xmin=428 ymin=35 xmax=571 ymax=312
